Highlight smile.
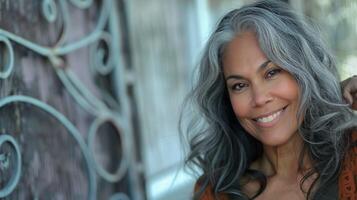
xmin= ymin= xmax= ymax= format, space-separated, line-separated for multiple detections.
xmin=252 ymin=106 xmax=287 ymax=127
xmin=256 ymin=109 xmax=283 ymax=122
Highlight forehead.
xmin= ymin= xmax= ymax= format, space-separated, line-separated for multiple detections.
xmin=222 ymin=31 xmax=268 ymax=75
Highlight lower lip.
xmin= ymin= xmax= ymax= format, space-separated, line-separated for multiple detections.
xmin=254 ymin=106 xmax=287 ymax=128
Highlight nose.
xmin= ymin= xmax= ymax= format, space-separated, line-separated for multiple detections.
xmin=251 ymin=85 xmax=274 ymax=107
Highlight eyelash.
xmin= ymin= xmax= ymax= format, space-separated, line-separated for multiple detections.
xmin=230 ymin=68 xmax=282 ymax=92
xmin=231 ymin=83 xmax=247 ymax=91
xmin=266 ymin=68 xmax=282 ymax=79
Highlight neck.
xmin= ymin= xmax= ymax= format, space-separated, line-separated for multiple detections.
xmin=257 ymin=133 xmax=312 ymax=180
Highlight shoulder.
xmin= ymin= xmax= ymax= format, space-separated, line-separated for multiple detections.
xmin=338 ymin=130 xmax=357 ymax=199
xmin=193 ymin=181 xmax=214 ymax=200
xmin=193 ymin=178 xmax=229 ymax=200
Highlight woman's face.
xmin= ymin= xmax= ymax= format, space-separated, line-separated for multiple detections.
xmin=222 ymin=32 xmax=301 ymax=146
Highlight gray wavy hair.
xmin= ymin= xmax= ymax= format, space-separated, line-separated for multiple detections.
xmin=180 ymin=0 xmax=357 ymax=199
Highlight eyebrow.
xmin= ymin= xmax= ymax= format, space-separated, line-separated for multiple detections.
xmin=225 ymin=60 xmax=271 ymax=81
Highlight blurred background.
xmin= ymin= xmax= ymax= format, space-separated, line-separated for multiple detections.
xmin=0 ymin=0 xmax=356 ymax=200
xmin=138 ymin=0 xmax=357 ymax=199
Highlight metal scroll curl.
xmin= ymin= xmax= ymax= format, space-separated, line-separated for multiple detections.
xmin=0 ymin=95 xmax=97 ymax=200
xmin=88 ymin=114 xmax=128 ymax=183
xmin=0 ymin=35 xmax=14 ymax=79
xmin=90 ymin=32 xmax=115 ymax=76
xmin=42 ymin=0 xmax=58 ymax=23
xmin=0 ymin=134 xmax=21 ymax=198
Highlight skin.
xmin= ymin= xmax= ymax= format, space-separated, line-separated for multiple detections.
xmin=342 ymin=75 xmax=357 ymax=110
xmin=222 ymin=31 xmax=314 ymax=199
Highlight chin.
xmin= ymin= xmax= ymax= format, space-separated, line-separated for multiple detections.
xmin=260 ymin=138 xmax=290 ymax=147
xmin=258 ymin=131 xmax=299 ymax=147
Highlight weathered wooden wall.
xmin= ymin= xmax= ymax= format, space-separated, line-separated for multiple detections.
xmin=0 ymin=0 xmax=144 ymax=199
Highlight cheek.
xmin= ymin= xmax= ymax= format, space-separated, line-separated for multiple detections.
xmin=229 ymin=94 xmax=251 ymax=117
xmin=274 ymin=77 xmax=301 ymax=121
xmin=231 ymin=97 xmax=258 ymax=137
xmin=276 ymin=77 xmax=300 ymax=100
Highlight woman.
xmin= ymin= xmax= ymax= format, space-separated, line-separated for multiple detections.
xmin=180 ymin=1 xmax=357 ymax=199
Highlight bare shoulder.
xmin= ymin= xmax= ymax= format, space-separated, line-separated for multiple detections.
xmin=240 ymin=177 xmax=261 ymax=198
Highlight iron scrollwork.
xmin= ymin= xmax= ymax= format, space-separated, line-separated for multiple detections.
xmin=0 ymin=0 xmax=131 ymax=199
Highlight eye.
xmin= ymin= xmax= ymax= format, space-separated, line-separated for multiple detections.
xmin=231 ymin=82 xmax=248 ymax=92
xmin=266 ymin=68 xmax=282 ymax=79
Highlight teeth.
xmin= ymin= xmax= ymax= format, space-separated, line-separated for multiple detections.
xmin=256 ymin=110 xmax=283 ymax=123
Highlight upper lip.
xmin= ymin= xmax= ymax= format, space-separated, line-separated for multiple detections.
xmin=252 ymin=106 xmax=287 ymax=120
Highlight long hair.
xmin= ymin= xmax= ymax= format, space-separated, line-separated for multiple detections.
xmin=180 ymin=0 xmax=357 ymax=199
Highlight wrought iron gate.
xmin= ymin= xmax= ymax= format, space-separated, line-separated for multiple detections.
xmin=0 ymin=0 xmax=144 ymax=199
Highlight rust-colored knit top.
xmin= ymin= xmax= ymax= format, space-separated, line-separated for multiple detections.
xmin=339 ymin=130 xmax=357 ymax=199
xmin=195 ymin=131 xmax=357 ymax=200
